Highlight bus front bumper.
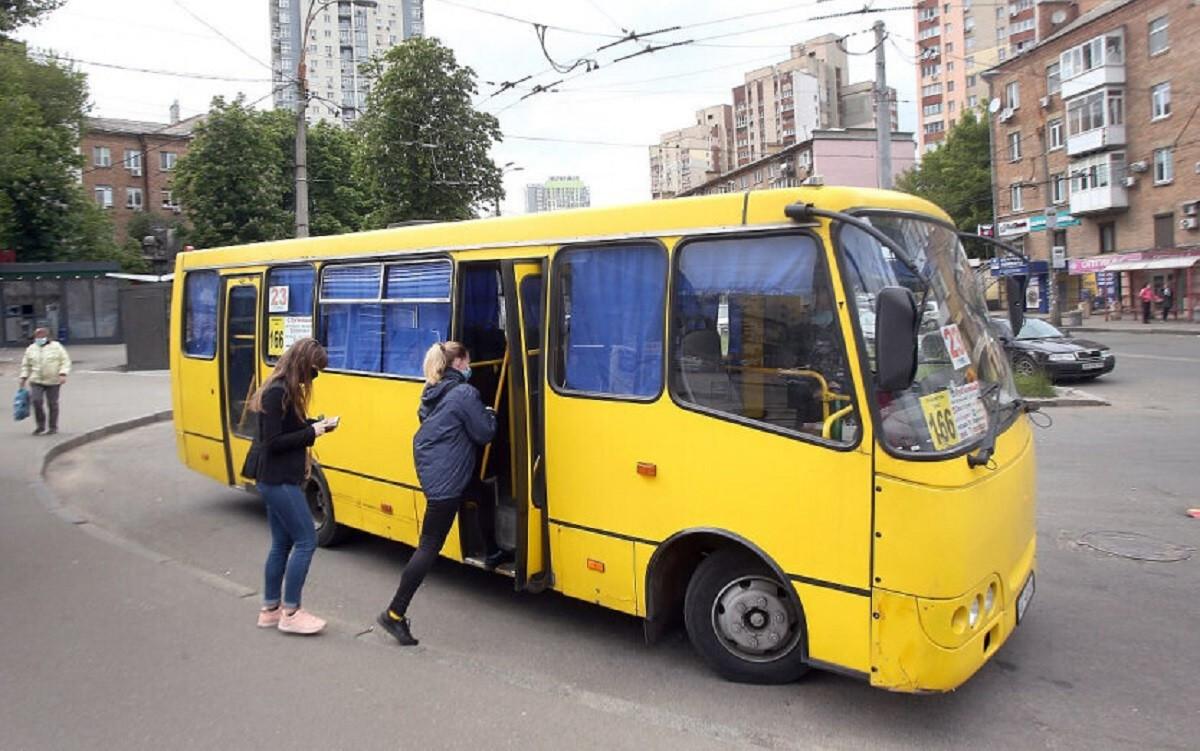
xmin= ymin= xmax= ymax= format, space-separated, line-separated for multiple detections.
xmin=869 ymin=541 xmax=1036 ymax=693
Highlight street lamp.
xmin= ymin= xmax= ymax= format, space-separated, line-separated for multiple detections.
xmin=494 ymin=162 xmax=523 ymax=217
xmin=295 ymin=0 xmax=377 ymax=238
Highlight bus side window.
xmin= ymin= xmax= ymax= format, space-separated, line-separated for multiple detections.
xmin=670 ymin=234 xmax=855 ymax=443
xmin=552 ymin=243 xmax=666 ymax=399
xmin=183 ymin=270 xmax=219 ymax=358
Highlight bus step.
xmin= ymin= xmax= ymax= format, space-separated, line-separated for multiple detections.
xmin=462 ymin=557 xmax=516 ymax=578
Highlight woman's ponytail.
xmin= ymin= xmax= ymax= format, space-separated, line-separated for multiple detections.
xmin=423 ymin=341 xmax=467 ymax=385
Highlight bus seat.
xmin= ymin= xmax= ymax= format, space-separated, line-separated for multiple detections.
xmin=678 ymin=329 xmax=742 ymax=414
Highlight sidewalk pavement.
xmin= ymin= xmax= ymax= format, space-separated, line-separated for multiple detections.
xmin=1060 ymin=316 xmax=1200 ymax=336
xmin=0 ymin=346 xmax=733 ymax=750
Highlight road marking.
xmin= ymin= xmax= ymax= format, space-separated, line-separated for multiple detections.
xmin=1114 ymin=352 xmax=1200 ymax=364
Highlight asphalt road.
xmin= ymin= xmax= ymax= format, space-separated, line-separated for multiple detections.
xmin=35 ymin=332 xmax=1200 ymax=748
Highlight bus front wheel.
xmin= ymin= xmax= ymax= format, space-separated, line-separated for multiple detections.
xmin=306 ymin=465 xmax=349 ymax=547
xmin=683 ymin=549 xmax=809 ymax=684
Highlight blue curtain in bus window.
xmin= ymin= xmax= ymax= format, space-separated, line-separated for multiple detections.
xmin=385 ymin=261 xmax=452 ymax=299
xmin=320 ymin=264 xmax=383 ymax=372
xmin=383 ymin=303 xmax=450 ymax=376
xmin=184 ymin=271 xmax=219 ymax=357
xmin=561 ymin=244 xmax=665 ymax=397
xmin=268 ymin=266 xmax=315 ymax=315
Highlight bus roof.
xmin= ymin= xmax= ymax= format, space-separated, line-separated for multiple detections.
xmin=176 ymin=186 xmax=949 ymax=271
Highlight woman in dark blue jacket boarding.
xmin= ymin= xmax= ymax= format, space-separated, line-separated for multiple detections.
xmin=378 ymin=341 xmax=495 ymax=645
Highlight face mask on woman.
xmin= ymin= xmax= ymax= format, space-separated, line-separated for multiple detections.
xmin=35 ymin=337 xmax=48 ymax=346
xmin=310 ymin=368 xmax=320 ymax=380
xmin=460 ymin=366 xmax=472 ymax=381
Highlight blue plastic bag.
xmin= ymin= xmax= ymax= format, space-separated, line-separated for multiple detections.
xmin=13 ymin=387 xmax=30 ymax=422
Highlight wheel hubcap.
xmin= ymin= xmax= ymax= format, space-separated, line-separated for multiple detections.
xmin=712 ymin=576 xmax=800 ymax=663
xmin=1014 ymin=358 xmax=1035 ymax=376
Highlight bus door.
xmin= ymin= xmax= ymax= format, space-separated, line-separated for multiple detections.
xmin=502 ymin=260 xmax=550 ymax=591
xmin=221 ymin=275 xmax=261 ymax=485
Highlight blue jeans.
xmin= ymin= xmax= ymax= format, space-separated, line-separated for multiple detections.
xmin=259 ymin=482 xmax=317 ymax=609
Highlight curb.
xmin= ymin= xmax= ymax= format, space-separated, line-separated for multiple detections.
xmin=1025 ymin=396 xmax=1109 ymax=407
xmin=1063 ymin=326 xmax=1200 ymax=336
xmin=40 ymin=409 xmax=174 ymax=481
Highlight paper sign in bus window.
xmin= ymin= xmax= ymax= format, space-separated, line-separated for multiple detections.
xmin=268 ymin=285 xmax=290 ymax=313
xmin=939 ymin=323 xmax=971 ymax=370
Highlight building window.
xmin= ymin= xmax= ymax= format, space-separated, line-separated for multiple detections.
xmin=183 ymin=271 xmax=219 ymax=358
xmin=949 ymin=100 xmax=957 ymax=113
xmin=94 ymin=185 xmax=113 ymax=208
xmin=1070 ymin=151 xmax=1123 ymax=192
xmin=1067 ymin=88 xmax=1122 ymax=135
xmin=670 ymin=233 xmax=852 ymax=443
xmin=92 ymin=146 xmax=111 ymax=167
xmin=924 ymin=121 xmax=945 ymax=135
xmin=923 ymin=102 xmax=943 ymax=117
xmin=966 ymin=74 xmax=977 ymax=87
xmin=1048 ymin=118 xmax=1064 ymax=150
xmin=124 ymin=149 xmax=142 ymax=176
xmin=1153 ymin=147 xmax=1174 ymax=185
xmin=1046 ymin=62 xmax=1061 ymax=95
xmin=1098 ymin=222 xmax=1116 ymax=253
xmin=967 ymin=95 xmax=978 ymax=108
xmin=1154 ymin=213 xmax=1174 ymax=249
xmin=125 ymin=187 xmax=143 ymax=211
xmin=554 ymin=244 xmax=667 ymax=398
xmin=1149 ymin=16 xmax=1169 ymax=56
xmin=1151 ymin=82 xmax=1171 ymax=120
xmin=1008 ymin=131 xmax=1022 ymax=161
xmin=1010 ymin=184 xmax=1023 ymax=212
xmin=1051 ymin=174 xmax=1067 ymax=204
xmin=1005 ymin=80 xmax=1019 ymax=109
xmin=161 ymin=190 xmax=179 ymax=210
xmin=947 ymin=80 xmax=955 ymax=92
xmin=160 ymin=151 xmax=177 ymax=171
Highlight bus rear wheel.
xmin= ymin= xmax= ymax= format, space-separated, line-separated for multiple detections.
xmin=683 ymin=548 xmax=809 ymax=684
xmin=305 ymin=465 xmax=349 ymax=547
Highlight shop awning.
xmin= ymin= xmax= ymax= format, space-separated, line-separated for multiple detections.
xmin=1105 ymin=256 xmax=1200 ymax=272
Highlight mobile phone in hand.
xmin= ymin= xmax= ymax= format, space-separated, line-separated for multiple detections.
xmin=326 ymin=416 xmax=340 ymax=431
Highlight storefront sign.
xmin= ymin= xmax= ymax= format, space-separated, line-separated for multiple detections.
xmin=997 ymin=211 xmax=1080 ymax=238
xmin=990 ymin=258 xmax=1050 ymax=277
xmin=1068 ymin=254 xmax=1130 ymax=274
xmin=997 ymin=218 xmax=1030 ymax=237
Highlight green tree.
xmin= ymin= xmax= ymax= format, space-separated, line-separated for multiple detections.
xmin=894 ymin=109 xmax=993 ymax=238
xmin=358 ymin=37 xmax=502 ymax=225
xmin=0 ymin=41 xmax=127 ymax=265
xmin=173 ymin=96 xmax=292 ymax=249
xmin=0 ymin=0 xmax=65 ymax=37
xmin=308 ymin=120 xmax=367 ymax=235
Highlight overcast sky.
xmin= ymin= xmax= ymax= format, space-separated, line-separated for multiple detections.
xmin=18 ymin=0 xmax=920 ymax=214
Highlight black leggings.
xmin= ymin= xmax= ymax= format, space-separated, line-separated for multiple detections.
xmin=387 ymin=498 xmax=462 ymax=618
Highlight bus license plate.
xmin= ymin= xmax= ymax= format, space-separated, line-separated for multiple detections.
xmin=1081 ymin=362 xmax=1103 ymax=370
xmin=1016 ymin=574 xmax=1035 ymax=625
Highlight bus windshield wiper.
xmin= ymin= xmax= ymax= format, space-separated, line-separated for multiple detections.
xmin=967 ymin=380 xmax=1003 ymax=468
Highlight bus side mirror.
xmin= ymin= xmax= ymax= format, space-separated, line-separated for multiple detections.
xmin=876 ymin=286 xmax=919 ymax=392
xmin=1006 ymin=275 xmax=1028 ymax=337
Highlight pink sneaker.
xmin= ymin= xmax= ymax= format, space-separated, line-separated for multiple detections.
xmin=278 ymin=608 xmax=326 ymax=635
xmin=256 ymin=607 xmax=282 ymax=629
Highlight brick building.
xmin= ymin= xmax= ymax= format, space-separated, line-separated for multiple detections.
xmin=987 ymin=0 xmax=1200 ymax=320
xmin=80 ymin=105 xmax=202 ymax=243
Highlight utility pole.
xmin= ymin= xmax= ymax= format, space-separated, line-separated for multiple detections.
xmin=1037 ymin=126 xmax=1061 ymax=326
xmin=874 ymin=20 xmax=892 ymax=190
xmin=294 ymin=28 xmax=310 ymax=239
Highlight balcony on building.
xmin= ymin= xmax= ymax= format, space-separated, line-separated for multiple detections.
xmin=1059 ymin=30 xmax=1125 ymax=99
xmin=1068 ymin=151 xmax=1128 ymax=215
xmin=1066 ymin=87 xmax=1124 ymax=156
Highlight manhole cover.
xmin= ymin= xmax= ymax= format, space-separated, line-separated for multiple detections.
xmin=1077 ymin=531 xmax=1194 ymax=562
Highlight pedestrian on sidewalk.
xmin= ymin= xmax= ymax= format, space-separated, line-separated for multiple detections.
xmin=1139 ymin=283 xmax=1160 ymax=324
xmin=17 ymin=327 xmax=71 ymax=435
xmin=377 ymin=341 xmax=496 ymax=647
xmin=247 ymin=338 xmax=338 ymax=635
xmin=1161 ymin=284 xmax=1174 ymax=321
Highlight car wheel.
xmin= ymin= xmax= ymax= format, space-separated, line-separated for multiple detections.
xmin=306 ymin=464 xmax=350 ymax=547
xmin=683 ymin=548 xmax=809 ymax=684
xmin=1011 ymin=354 xmax=1040 ymax=378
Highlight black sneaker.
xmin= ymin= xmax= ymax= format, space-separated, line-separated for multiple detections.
xmin=47 ymin=428 xmax=57 ymax=435
xmin=484 ymin=549 xmax=513 ymax=569
xmin=376 ymin=612 xmax=418 ymax=646
xmin=32 ymin=427 xmax=45 ymax=436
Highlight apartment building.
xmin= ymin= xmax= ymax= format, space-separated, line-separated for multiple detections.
xmin=270 ymin=0 xmax=424 ymax=126
xmin=649 ymin=105 xmax=734 ymax=199
xmin=80 ymin=104 xmax=202 ymax=242
xmin=912 ymin=0 xmax=1005 ymax=151
xmin=988 ymin=0 xmax=1200 ymax=319
xmin=680 ymin=129 xmax=917 ymax=197
xmin=524 ymin=176 xmax=592 ymax=214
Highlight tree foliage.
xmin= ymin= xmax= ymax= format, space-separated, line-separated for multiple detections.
xmin=0 ymin=0 xmax=65 ymax=37
xmin=357 ymin=37 xmax=502 ymax=226
xmin=173 ymin=96 xmax=292 ymax=249
xmin=0 ymin=41 xmax=129 ymax=265
xmin=894 ymin=110 xmax=993 ymax=237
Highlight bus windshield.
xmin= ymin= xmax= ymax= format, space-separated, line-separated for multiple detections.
xmin=838 ymin=212 xmax=1019 ymax=457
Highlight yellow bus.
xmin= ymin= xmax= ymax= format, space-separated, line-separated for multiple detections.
xmin=170 ymin=186 xmax=1036 ymax=692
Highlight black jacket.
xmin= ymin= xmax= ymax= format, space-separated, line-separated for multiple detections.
xmin=256 ymin=383 xmax=316 ymax=485
xmin=413 ymin=370 xmax=496 ymax=502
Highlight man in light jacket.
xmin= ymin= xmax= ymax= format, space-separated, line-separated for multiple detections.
xmin=18 ymin=327 xmax=72 ymax=435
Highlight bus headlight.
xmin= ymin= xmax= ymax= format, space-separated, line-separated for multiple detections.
xmin=984 ymin=583 xmax=997 ymax=614
xmin=968 ymin=597 xmax=981 ymax=628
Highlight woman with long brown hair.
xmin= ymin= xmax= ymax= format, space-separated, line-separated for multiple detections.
xmin=377 ymin=341 xmax=495 ymax=646
xmin=247 ymin=337 xmax=337 ymax=635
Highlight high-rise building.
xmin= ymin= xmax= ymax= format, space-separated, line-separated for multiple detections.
xmin=649 ymin=105 xmax=734 ymax=199
xmin=525 ymin=176 xmax=592 ymax=213
xmin=270 ymin=0 xmax=424 ymax=126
